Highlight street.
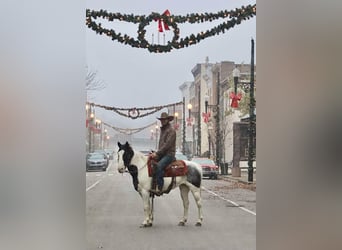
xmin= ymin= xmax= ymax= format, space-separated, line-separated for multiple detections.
xmin=86 ymin=160 xmax=256 ymax=250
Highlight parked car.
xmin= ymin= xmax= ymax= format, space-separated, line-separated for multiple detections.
xmin=86 ymin=153 xmax=108 ymax=171
xmin=104 ymin=148 xmax=114 ymax=160
xmin=140 ymin=150 xmax=152 ymax=156
xmin=93 ymin=150 xmax=110 ymax=166
xmin=175 ymin=152 xmax=188 ymax=161
xmin=191 ymin=157 xmax=219 ymax=179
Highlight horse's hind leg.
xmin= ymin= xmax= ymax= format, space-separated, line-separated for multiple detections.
xmin=178 ymin=184 xmax=190 ymax=226
xmin=191 ymin=187 xmax=203 ymax=226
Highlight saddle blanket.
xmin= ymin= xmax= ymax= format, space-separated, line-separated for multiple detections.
xmin=147 ymin=158 xmax=188 ymax=177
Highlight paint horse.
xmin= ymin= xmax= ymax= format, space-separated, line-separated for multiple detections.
xmin=117 ymin=142 xmax=203 ymax=227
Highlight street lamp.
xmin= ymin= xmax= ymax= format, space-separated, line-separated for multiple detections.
xmin=233 ymin=65 xmax=240 ymax=94
xmin=182 ymin=97 xmax=186 ymax=155
xmin=174 ymin=111 xmax=179 ymax=130
xmin=155 ymin=125 xmax=159 ymax=150
xmin=187 ymin=103 xmax=196 ymax=156
xmin=95 ymin=119 xmax=102 ymax=150
xmin=88 ymin=107 xmax=95 ymax=153
xmin=204 ymin=92 xmax=222 ymax=172
xmin=187 ymin=103 xmax=192 ymax=118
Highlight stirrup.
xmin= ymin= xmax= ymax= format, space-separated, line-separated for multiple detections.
xmin=150 ymin=188 xmax=163 ymax=196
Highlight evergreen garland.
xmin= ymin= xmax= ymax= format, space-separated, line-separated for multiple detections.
xmin=86 ymin=4 xmax=256 ymax=53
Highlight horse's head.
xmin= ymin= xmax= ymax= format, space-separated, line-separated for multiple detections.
xmin=117 ymin=141 xmax=134 ymax=173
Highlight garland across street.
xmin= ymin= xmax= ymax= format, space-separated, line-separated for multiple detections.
xmin=103 ymin=121 xmax=156 ymax=135
xmin=86 ymin=4 xmax=256 ymax=53
xmin=87 ymin=101 xmax=183 ymax=119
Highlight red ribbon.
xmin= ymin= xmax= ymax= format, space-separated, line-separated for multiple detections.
xmin=202 ymin=112 xmax=211 ymax=123
xmin=174 ymin=123 xmax=180 ymax=130
xmin=90 ymin=126 xmax=101 ymax=133
xmin=155 ymin=9 xmax=171 ymax=32
xmin=230 ymin=92 xmax=242 ymax=108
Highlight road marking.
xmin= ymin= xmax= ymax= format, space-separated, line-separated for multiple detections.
xmin=202 ymin=186 xmax=256 ymax=216
xmin=86 ymin=179 xmax=102 ymax=192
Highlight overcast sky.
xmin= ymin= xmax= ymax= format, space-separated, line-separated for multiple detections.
xmin=86 ymin=0 xmax=256 ymax=138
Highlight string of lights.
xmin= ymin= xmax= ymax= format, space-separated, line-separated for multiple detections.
xmin=86 ymin=4 xmax=256 ymax=53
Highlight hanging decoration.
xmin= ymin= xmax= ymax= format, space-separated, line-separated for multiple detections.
xmin=102 ymin=121 xmax=156 ymax=135
xmin=186 ymin=117 xmax=193 ymax=126
xmin=230 ymin=92 xmax=242 ymax=108
xmin=155 ymin=9 xmax=171 ymax=32
xmin=174 ymin=123 xmax=180 ymax=130
xmin=86 ymin=4 xmax=256 ymax=53
xmin=87 ymin=101 xmax=183 ymax=119
xmin=202 ymin=112 xmax=211 ymax=123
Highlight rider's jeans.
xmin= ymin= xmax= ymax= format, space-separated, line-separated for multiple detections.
xmin=156 ymin=155 xmax=175 ymax=190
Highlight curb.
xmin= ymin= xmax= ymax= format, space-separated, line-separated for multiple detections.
xmin=219 ymin=175 xmax=256 ymax=185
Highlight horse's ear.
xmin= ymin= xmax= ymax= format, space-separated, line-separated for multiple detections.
xmin=117 ymin=142 xmax=122 ymax=150
xmin=125 ymin=141 xmax=129 ymax=146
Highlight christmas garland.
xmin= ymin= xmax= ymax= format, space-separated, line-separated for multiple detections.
xmin=86 ymin=4 xmax=256 ymax=53
xmin=103 ymin=121 xmax=156 ymax=135
xmin=87 ymin=101 xmax=183 ymax=119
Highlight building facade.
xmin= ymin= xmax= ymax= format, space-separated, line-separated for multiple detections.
xmin=179 ymin=57 xmax=256 ymax=170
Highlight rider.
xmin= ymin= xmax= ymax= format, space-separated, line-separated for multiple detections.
xmin=150 ymin=112 xmax=176 ymax=195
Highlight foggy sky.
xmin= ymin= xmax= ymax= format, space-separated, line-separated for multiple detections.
xmin=86 ymin=0 xmax=256 ymax=138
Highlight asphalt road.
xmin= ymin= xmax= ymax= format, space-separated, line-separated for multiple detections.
xmin=86 ymin=160 xmax=256 ymax=250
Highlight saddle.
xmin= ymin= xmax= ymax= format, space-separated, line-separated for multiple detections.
xmin=147 ymin=157 xmax=188 ymax=177
xmin=147 ymin=156 xmax=188 ymax=197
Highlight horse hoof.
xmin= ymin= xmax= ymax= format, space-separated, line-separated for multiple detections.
xmin=195 ymin=222 xmax=202 ymax=227
xmin=178 ymin=221 xmax=185 ymax=226
xmin=140 ymin=222 xmax=153 ymax=228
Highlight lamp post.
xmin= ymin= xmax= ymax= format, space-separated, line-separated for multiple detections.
xmin=155 ymin=124 xmax=159 ymax=150
xmin=248 ymin=38 xmax=256 ymax=182
xmin=204 ymin=94 xmax=212 ymax=158
xmin=233 ymin=65 xmax=240 ymax=94
xmin=182 ymin=97 xmax=186 ymax=155
xmin=216 ymin=72 xmax=221 ymax=173
xmin=187 ymin=103 xmax=194 ymax=156
xmin=103 ymin=128 xmax=107 ymax=149
xmin=89 ymin=110 xmax=95 ymax=152
xmin=95 ymin=119 xmax=102 ymax=150
xmin=204 ymin=81 xmax=223 ymax=173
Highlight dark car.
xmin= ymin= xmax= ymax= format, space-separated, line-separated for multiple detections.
xmin=191 ymin=157 xmax=219 ymax=179
xmin=86 ymin=153 xmax=108 ymax=171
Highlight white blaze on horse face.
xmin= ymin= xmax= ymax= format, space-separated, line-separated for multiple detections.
xmin=117 ymin=151 xmax=125 ymax=173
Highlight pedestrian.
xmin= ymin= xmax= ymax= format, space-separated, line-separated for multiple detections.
xmin=150 ymin=112 xmax=176 ymax=195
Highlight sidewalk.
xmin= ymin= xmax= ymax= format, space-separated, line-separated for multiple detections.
xmin=219 ymin=169 xmax=256 ymax=185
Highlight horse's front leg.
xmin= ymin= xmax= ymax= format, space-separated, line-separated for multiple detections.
xmin=140 ymin=190 xmax=153 ymax=227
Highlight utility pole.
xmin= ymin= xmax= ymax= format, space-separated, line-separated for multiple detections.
xmin=182 ymin=97 xmax=186 ymax=155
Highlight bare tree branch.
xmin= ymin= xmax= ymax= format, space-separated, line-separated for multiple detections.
xmin=86 ymin=66 xmax=106 ymax=91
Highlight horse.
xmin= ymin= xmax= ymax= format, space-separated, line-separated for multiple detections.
xmin=117 ymin=141 xmax=203 ymax=227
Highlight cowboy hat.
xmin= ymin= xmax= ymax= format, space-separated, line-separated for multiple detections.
xmin=157 ymin=112 xmax=174 ymax=121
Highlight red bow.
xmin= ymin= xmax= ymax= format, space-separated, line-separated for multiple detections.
xmin=230 ymin=92 xmax=242 ymax=108
xmin=186 ymin=117 xmax=193 ymax=126
xmin=90 ymin=126 xmax=101 ymax=133
xmin=155 ymin=9 xmax=171 ymax=32
xmin=174 ymin=123 xmax=180 ymax=130
xmin=202 ymin=112 xmax=211 ymax=123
